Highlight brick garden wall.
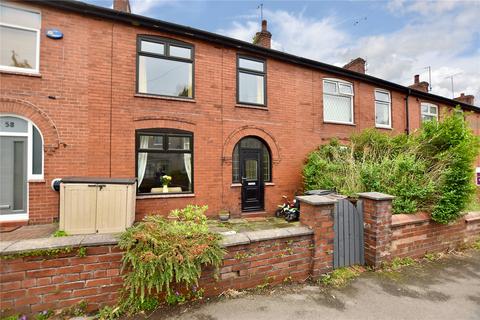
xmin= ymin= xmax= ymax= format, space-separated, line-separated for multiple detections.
xmin=390 ymin=212 xmax=480 ymax=259
xmin=0 ymin=234 xmax=312 ymax=316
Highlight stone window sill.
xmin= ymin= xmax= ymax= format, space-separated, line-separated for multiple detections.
xmin=235 ymin=104 xmax=268 ymax=111
xmin=0 ymin=70 xmax=42 ymax=78
xmin=134 ymin=93 xmax=196 ymax=103
xmin=136 ymin=193 xmax=195 ymax=199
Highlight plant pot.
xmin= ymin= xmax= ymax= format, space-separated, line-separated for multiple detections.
xmin=163 ymin=185 xmax=169 ymax=193
xmin=219 ymin=214 xmax=230 ymax=222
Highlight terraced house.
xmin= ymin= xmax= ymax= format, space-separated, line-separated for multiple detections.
xmin=1 ymin=0 xmax=479 ymax=228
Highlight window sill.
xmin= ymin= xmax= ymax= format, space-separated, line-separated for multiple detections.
xmin=375 ymin=126 xmax=392 ymax=130
xmin=134 ymin=94 xmax=196 ymax=103
xmin=136 ymin=193 xmax=195 ymax=199
xmin=28 ymin=179 xmax=45 ymax=183
xmin=323 ymin=121 xmax=356 ymax=126
xmin=235 ymin=104 xmax=268 ymax=111
xmin=231 ymin=182 xmax=274 ymax=187
xmin=0 ymin=69 xmax=41 ymax=78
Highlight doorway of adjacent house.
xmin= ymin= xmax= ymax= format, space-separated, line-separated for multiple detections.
xmin=233 ymin=136 xmax=271 ymax=212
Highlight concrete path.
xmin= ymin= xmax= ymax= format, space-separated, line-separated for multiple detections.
xmin=156 ymin=250 xmax=480 ymax=320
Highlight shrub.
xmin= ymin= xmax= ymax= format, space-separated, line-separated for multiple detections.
xmin=118 ymin=205 xmax=225 ymax=312
xmin=303 ymin=110 xmax=480 ymax=223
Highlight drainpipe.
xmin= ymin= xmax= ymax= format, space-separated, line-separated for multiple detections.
xmin=405 ymin=89 xmax=411 ymax=135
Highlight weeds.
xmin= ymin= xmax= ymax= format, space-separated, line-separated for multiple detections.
xmin=319 ymin=266 xmax=363 ymax=288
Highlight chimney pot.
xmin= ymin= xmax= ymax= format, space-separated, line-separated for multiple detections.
xmin=262 ymin=20 xmax=267 ymax=31
xmin=414 ymin=74 xmax=420 ymax=84
xmin=454 ymin=93 xmax=475 ymax=105
xmin=461 ymin=93 xmax=465 ymax=97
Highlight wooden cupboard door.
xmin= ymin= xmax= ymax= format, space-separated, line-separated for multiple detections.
xmin=60 ymin=184 xmax=97 ymax=234
xmin=96 ymin=184 xmax=128 ymax=233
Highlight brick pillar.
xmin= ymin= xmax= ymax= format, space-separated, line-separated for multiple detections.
xmin=358 ymin=192 xmax=394 ymax=268
xmin=296 ymin=195 xmax=336 ymax=278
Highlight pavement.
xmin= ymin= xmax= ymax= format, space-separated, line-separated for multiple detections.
xmin=153 ymin=249 xmax=480 ymax=320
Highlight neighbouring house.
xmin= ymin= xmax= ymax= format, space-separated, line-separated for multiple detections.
xmin=1 ymin=0 xmax=479 ymax=227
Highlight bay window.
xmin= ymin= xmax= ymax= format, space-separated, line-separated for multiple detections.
xmin=0 ymin=2 xmax=41 ymax=73
xmin=323 ymin=79 xmax=354 ymax=124
xmin=137 ymin=36 xmax=194 ymax=98
xmin=136 ymin=129 xmax=193 ymax=194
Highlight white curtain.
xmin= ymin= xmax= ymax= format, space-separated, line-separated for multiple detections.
xmin=184 ymin=153 xmax=192 ymax=187
xmin=137 ymin=136 xmax=149 ymax=188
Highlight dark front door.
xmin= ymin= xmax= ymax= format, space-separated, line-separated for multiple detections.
xmin=240 ymin=149 xmax=264 ymax=211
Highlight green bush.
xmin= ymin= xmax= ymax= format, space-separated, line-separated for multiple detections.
xmin=303 ymin=110 xmax=480 ymax=223
xmin=118 ymin=205 xmax=225 ymax=311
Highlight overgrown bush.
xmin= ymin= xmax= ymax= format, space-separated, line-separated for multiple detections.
xmin=303 ymin=110 xmax=479 ymax=223
xmin=117 ymin=205 xmax=225 ymax=314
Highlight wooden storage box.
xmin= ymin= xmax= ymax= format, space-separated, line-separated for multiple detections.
xmin=59 ymin=177 xmax=136 ymax=234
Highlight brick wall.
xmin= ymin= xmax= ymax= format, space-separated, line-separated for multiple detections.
xmin=0 ymin=234 xmax=312 ymax=316
xmin=390 ymin=212 xmax=480 ymax=259
xmin=2 ymin=1 xmax=476 ymax=226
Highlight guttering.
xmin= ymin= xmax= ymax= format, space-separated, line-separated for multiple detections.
xmin=37 ymin=0 xmax=479 ymax=112
xmin=405 ymin=89 xmax=411 ymax=135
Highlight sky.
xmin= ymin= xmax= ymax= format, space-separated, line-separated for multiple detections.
xmin=84 ymin=0 xmax=480 ymax=104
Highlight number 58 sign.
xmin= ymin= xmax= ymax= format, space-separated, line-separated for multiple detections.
xmin=477 ymin=167 xmax=480 ymax=186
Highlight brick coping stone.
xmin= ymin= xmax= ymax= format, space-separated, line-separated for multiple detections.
xmin=357 ymin=192 xmax=395 ymax=200
xmin=0 ymin=226 xmax=313 ymax=255
xmin=391 ymin=211 xmax=480 ymax=227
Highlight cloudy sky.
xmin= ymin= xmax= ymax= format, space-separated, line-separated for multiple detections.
xmin=86 ymin=0 xmax=479 ymax=103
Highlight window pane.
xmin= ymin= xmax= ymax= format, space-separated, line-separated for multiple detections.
xmin=240 ymin=137 xmax=262 ymax=149
xmin=0 ymin=116 xmax=28 ymax=133
xmin=139 ymin=135 xmax=163 ymax=150
xmin=239 ymin=58 xmax=264 ymax=72
xmin=375 ymin=102 xmax=390 ymax=126
xmin=430 ymin=106 xmax=437 ymax=114
xmin=262 ymin=146 xmax=270 ymax=181
xmin=422 ymin=115 xmax=436 ymax=122
xmin=375 ymin=90 xmax=390 ymax=102
xmin=239 ymin=72 xmax=264 ymax=104
xmin=338 ymin=83 xmax=353 ymax=95
xmin=245 ymin=159 xmax=258 ymax=180
xmin=141 ymin=40 xmax=164 ymax=55
xmin=13 ymin=141 xmax=25 ymax=210
xmin=232 ymin=145 xmax=240 ymax=183
xmin=137 ymin=152 xmax=192 ymax=193
xmin=0 ymin=25 xmax=37 ymax=70
xmin=170 ymin=45 xmax=191 ymax=59
xmin=138 ymin=56 xmax=193 ymax=97
xmin=324 ymin=94 xmax=352 ymax=123
xmin=323 ymin=81 xmax=336 ymax=94
xmin=0 ymin=4 xmax=41 ymax=29
xmin=168 ymin=136 xmax=190 ymax=151
xmin=32 ymin=125 xmax=42 ymax=174
xmin=421 ymin=104 xmax=429 ymax=114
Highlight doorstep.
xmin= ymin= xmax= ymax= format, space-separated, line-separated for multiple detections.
xmin=241 ymin=211 xmax=269 ymax=219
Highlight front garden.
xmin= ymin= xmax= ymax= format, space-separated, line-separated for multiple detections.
xmin=303 ymin=110 xmax=480 ymax=223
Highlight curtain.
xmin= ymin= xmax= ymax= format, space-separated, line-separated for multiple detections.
xmin=137 ymin=136 xmax=149 ymax=188
xmin=138 ymin=56 xmax=148 ymax=93
xmin=187 ymin=64 xmax=193 ymax=97
xmin=184 ymin=153 xmax=192 ymax=187
xmin=257 ymin=75 xmax=264 ymax=104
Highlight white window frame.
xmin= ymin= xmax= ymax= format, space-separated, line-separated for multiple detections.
xmin=0 ymin=114 xmax=44 ymax=181
xmin=374 ymin=89 xmax=392 ymax=129
xmin=0 ymin=2 xmax=41 ymax=74
xmin=323 ymin=78 xmax=354 ymax=125
xmin=421 ymin=103 xmax=439 ymax=122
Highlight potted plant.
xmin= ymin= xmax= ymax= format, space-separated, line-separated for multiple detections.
xmin=161 ymin=175 xmax=172 ymax=193
xmin=218 ymin=210 xmax=230 ymax=222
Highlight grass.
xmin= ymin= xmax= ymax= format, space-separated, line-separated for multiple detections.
xmin=319 ymin=266 xmax=363 ymax=288
xmin=465 ymin=196 xmax=480 ymax=212
xmin=384 ymin=257 xmax=417 ymax=271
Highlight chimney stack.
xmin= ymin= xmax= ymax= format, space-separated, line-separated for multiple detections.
xmin=408 ymin=74 xmax=429 ymax=92
xmin=454 ymin=93 xmax=475 ymax=105
xmin=113 ymin=0 xmax=131 ymax=13
xmin=343 ymin=57 xmax=366 ymax=74
xmin=253 ymin=20 xmax=272 ymax=49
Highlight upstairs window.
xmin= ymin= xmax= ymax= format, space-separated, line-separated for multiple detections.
xmin=0 ymin=3 xmax=41 ymax=73
xmin=375 ymin=89 xmax=391 ymax=128
xmin=136 ymin=129 xmax=193 ymax=195
xmin=237 ymin=56 xmax=266 ymax=106
xmin=421 ymin=103 xmax=438 ymax=122
xmin=323 ymin=79 xmax=354 ymax=124
xmin=137 ymin=36 xmax=194 ymax=98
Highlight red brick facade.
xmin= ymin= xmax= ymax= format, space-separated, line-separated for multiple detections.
xmin=1 ymin=1 xmax=479 ymax=225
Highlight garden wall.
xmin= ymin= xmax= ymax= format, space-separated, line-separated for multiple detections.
xmin=0 ymin=228 xmax=314 ymax=316
xmin=390 ymin=212 xmax=480 ymax=259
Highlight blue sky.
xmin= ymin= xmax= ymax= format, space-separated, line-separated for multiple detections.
xmin=84 ymin=0 xmax=480 ymax=103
